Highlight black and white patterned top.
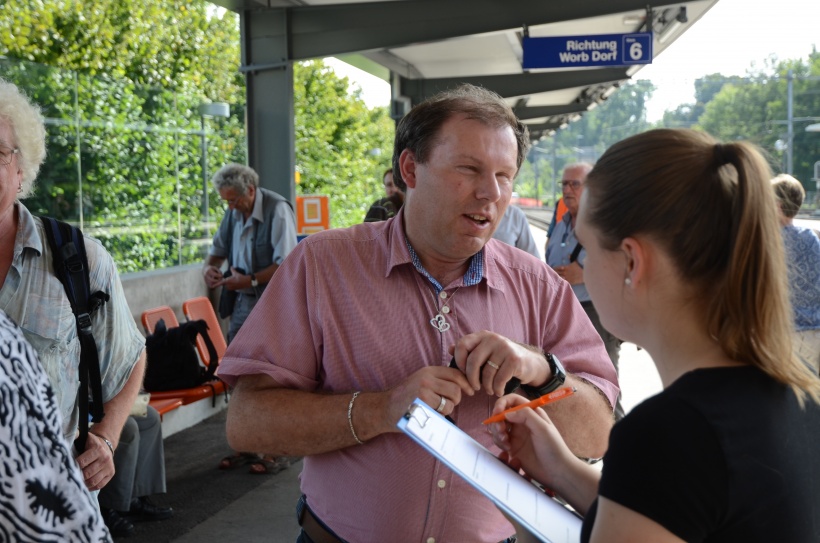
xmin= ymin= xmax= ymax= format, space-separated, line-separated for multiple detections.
xmin=0 ymin=311 xmax=111 ymax=542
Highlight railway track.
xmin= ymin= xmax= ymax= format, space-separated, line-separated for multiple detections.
xmin=520 ymin=206 xmax=553 ymax=231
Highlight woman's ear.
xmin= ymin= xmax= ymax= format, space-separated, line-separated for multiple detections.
xmin=620 ymin=237 xmax=646 ymax=287
xmin=399 ymin=149 xmax=418 ymax=189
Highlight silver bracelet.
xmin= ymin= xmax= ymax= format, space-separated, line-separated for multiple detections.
xmin=91 ymin=432 xmax=114 ymax=456
xmin=347 ymin=391 xmax=364 ymax=445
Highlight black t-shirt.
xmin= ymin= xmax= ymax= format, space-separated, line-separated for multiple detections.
xmin=581 ymin=366 xmax=820 ymax=542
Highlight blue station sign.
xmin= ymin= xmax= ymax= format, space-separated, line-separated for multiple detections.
xmin=522 ymin=33 xmax=653 ymax=69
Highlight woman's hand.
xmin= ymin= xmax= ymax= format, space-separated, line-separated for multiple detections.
xmin=489 ymin=393 xmax=577 ymax=492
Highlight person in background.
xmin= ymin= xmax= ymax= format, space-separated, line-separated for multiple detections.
xmin=98 ymin=407 xmax=173 ymax=537
xmin=492 ymin=129 xmax=820 ymax=543
xmin=220 ymin=84 xmax=618 ymax=543
xmin=202 ymin=163 xmax=298 ymax=344
xmin=546 ymin=195 xmax=567 ymax=238
xmin=772 ymin=173 xmax=820 ymax=374
xmin=546 ymin=162 xmax=623 ymax=419
xmin=364 ymin=168 xmax=404 ymax=222
xmin=492 ymin=203 xmax=541 ymax=259
xmin=0 ymin=78 xmax=145 ymax=494
xmin=0 ymin=311 xmax=111 ymax=541
xmin=202 ymin=163 xmax=298 ymax=475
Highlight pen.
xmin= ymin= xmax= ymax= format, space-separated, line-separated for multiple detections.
xmin=482 ymin=386 xmax=576 ymax=425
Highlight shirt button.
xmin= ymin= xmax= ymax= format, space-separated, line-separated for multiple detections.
xmin=427 ymin=538 xmax=436 ymax=543
xmin=437 ymin=479 xmax=446 ymax=489
xmin=439 ymin=291 xmax=447 ymax=299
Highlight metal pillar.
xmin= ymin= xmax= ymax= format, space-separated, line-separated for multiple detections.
xmin=240 ymin=9 xmax=296 ymax=204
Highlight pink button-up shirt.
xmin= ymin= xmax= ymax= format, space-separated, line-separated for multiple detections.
xmin=219 ymin=210 xmax=618 ymax=542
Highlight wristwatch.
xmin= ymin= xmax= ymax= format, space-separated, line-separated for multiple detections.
xmin=250 ymin=273 xmax=259 ymax=288
xmin=520 ymin=353 xmax=566 ymax=397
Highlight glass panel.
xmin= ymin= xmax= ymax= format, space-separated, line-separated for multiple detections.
xmin=3 ymin=58 xmax=247 ymax=272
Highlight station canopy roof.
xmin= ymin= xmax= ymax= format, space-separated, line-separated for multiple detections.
xmin=210 ymin=0 xmax=719 ymax=139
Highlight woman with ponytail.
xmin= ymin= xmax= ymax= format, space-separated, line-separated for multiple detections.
xmin=491 ymin=129 xmax=820 ymax=542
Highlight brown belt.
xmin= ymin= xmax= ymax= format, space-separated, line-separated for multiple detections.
xmin=300 ymin=505 xmax=343 ymax=543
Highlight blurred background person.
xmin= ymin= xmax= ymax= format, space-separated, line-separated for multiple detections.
xmin=364 ymin=168 xmax=404 ymax=222
xmin=492 ymin=203 xmax=540 ymax=258
xmin=772 ymin=173 xmax=820 ymax=374
xmin=545 ymin=162 xmax=623 ymax=419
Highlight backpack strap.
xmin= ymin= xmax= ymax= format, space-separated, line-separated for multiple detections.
xmin=198 ymin=322 xmax=220 ymax=381
xmin=40 ymin=217 xmax=110 ymax=454
xmin=569 ymin=242 xmax=583 ymax=264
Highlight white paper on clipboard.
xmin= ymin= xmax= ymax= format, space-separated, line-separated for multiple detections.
xmin=397 ymin=398 xmax=582 ymax=543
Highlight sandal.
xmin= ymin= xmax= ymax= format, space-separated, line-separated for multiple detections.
xmin=218 ymin=452 xmax=257 ymax=470
xmin=248 ymin=455 xmax=289 ymax=475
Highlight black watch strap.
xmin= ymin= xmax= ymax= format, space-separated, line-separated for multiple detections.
xmin=520 ymin=353 xmax=566 ymax=397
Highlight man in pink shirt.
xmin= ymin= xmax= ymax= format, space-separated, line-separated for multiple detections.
xmin=219 ymin=84 xmax=619 ymax=543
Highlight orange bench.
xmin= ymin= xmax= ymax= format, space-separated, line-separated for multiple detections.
xmin=141 ymin=305 xmax=227 ymax=405
xmin=149 ymin=397 xmax=184 ymax=419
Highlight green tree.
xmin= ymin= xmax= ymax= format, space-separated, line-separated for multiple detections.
xmin=519 ymin=79 xmax=655 ymax=203
xmin=1 ymin=1 xmax=396 ymax=271
xmin=697 ymin=51 xmax=820 ymax=186
xmin=294 ymin=60 xmax=394 ymax=228
xmin=660 ymin=73 xmax=746 ymax=128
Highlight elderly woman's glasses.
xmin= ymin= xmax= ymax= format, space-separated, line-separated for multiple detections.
xmin=0 ymin=146 xmax=19 ymax=166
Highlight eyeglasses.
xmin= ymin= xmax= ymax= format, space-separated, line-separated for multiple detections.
xmin=561 ymin=180 xmax=583 ymax=190
xmin=0 ymin=146 xmax=19 ymax=166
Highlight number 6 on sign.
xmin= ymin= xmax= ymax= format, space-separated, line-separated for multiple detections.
xmin=622 ymin=33 xmax=652 ymax=64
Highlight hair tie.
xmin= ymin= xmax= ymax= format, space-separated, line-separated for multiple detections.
xmin=713 ymin=143 xmax=732 ymax=168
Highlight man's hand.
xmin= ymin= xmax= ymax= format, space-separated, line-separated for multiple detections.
xmin=383 ymin=366 xmax=474 ymax=431
xmin=203 ymin=264 xmax=223 ymax=288
xmin=552 ymin=261 xmax=584 ymax=285
xmin=450 ymin=331 xmax=551 ymax=397
xmin=77 ymin=432 xmax=116 ymax=491
xmin=214 ymin=266 xmax=250 ymax=291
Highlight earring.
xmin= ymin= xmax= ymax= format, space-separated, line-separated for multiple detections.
xmin=624 ymin=278 xmax=632 ymax=286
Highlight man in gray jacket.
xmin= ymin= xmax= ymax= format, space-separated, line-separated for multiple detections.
xmin=202 ymin=163 xmax=298 ymax=342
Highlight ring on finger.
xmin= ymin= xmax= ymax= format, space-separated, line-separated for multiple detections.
xmin=436 ymin=395 xmax=447 ymax=413
xmin=486 ymin=360 xmax=500 ymax=370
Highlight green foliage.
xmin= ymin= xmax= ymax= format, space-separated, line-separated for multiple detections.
xmin=294 ymin=60 xmax=395 ymax=228
xmin=1 ymin=1 xmax=395 ymax=272
xmin=659 ymin=73 xmax=746 ymax=128
xmin=696 ymin=51 xmax=820 ymax=187
xmin=520 ymin=80 xmax=656 ymax=203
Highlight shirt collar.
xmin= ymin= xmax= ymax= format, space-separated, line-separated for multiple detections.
xmin=385 ymin=208 xmax=485 ymax=294
xmin=14 ymin=202 xmax=43 ymax=257
xmin=250 ymin=187 xmax=264 ymax=223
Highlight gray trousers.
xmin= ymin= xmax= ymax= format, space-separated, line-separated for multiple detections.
xmin=98 ymin=405 xmax=167 ymax=511
xmin=580 ymin=301 xmax=625 ymax=420
xmin=228 ymin=292 xmax=259 ymax=344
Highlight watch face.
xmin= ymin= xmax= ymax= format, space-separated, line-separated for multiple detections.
xmin=549 ymin=353 xmax=566 ymax=377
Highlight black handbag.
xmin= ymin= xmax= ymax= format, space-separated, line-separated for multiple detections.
xmin=144 ymin=318 xmax=219 ymax=391
xmin=218 ymin=267 xmax=245 ymax=319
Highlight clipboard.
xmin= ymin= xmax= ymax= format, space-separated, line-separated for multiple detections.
xmin=397 ymin=398 xmax=582 ymax=543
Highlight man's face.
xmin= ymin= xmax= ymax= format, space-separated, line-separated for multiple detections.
xmin=561 ymin=165 xmax=589 ymax=218
xmin=219 ymin=184 xmax=256 ymax=217
xmin=0 ymin=119 xmax=22 ymax=214
xmin=401 ymin=114 xmax=518 ymax=269
xmin=383 ymin=172 xmax=397 ymax=197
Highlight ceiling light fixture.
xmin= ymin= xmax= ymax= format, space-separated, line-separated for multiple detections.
xmin=657 ymin=7 xmax=688 ymax=44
